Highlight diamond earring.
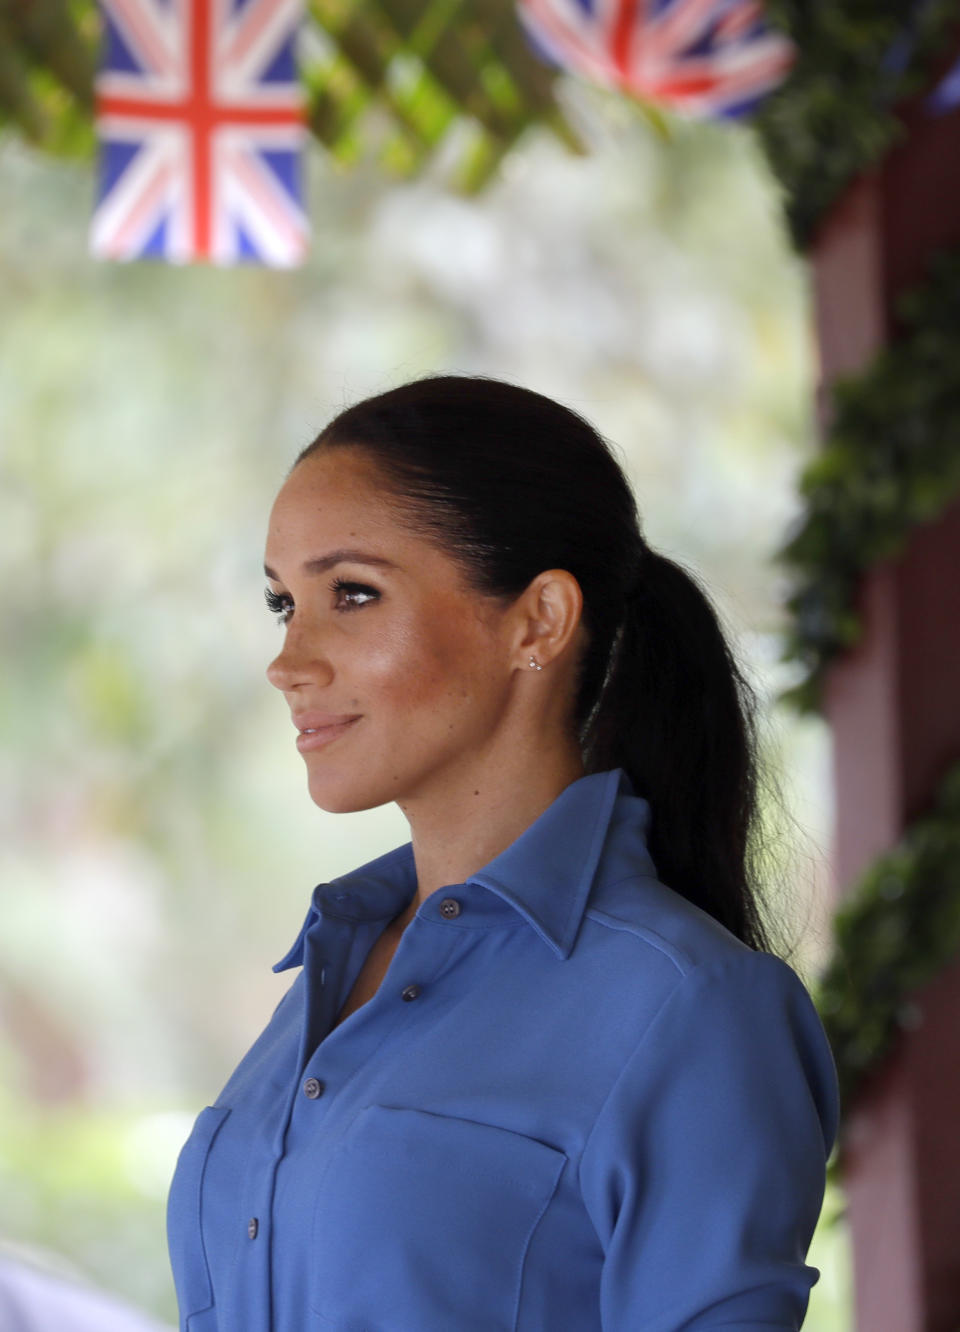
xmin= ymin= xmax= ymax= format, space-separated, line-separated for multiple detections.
xmin=529 ymin=656 xmax=543 ymax=671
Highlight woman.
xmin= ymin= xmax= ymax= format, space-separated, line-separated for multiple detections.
xmin=167 ymin=373 xmax=839 ymax=1331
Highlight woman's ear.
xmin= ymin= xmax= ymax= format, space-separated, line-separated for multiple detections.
xmin=513 ymin=569 xmax=584 ymax=671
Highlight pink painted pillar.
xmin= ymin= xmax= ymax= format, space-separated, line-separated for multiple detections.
xmin=809 ymin=44 xmax=960 ymax=1331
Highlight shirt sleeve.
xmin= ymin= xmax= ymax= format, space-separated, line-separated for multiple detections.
xmin=577 ymin=949 xmax=840 ymax=1331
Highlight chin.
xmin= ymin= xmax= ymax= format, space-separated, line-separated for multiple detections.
xmin=305 ymin=767 xmax=393 ymax=816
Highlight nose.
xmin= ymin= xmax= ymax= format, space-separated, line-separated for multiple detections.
xmin=266 ymin=624 xmax=333 ymax=693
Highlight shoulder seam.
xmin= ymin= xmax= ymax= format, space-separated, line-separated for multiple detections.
xmin=583 ymin=905 xmax=691 ymax=976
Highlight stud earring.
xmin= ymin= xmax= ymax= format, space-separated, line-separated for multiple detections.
xmin=529 ymin=656 xmax=543 ymax=671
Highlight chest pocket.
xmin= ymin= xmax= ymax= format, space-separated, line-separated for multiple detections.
xmin=309 ymin=1103 xmax=567 ymax=1330
xmin=167 ymin=1104 xmax=232 ymax=1329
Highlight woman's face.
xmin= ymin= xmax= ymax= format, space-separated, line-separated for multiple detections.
xmin=264 ymin=447 xmax=521 ymax=814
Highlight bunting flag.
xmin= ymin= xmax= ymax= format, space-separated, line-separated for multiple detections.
xmin=515 ymin=0 xmax=796 ymax=120
xmin=91 ymin=0 xmax=309 ymax=266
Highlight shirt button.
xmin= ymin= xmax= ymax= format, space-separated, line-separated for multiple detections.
xmin=439 ymin=897 xmax=461 ymax=919
xmin=401 ymin=983 xmax=421 ymax=1001
xmin=303 ymin=1076 xmax=325 ymax=1099
xmin=248 ymin=1217 xmax=259 ymax=1240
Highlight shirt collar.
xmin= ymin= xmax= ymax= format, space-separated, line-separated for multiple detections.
xmin=274 ymin=766 xmax=648 ymax=970
xmin=468 ymin=766 xmax=639 ymax=959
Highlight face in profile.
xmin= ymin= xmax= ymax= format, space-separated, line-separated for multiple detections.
xmin=263 ymin=447 xmax=522 ymax=814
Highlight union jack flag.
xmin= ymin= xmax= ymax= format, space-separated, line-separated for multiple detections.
xmin=91 ymin=0 xmax=309 ymax=266
xmin=515 ymin=0 xmax=795 ymax=120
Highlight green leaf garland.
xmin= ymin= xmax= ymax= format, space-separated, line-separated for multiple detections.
xmin=774 ymin=246 xmax=960 ymax=717
xmin=817 ymin=756 xmax=960 ymax=1186
xmin=754 ymin=0 xmax=960 ymax=250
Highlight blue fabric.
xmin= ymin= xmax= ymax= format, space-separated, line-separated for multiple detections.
xmin=167 ymin=766 xmax=840 ymax=1330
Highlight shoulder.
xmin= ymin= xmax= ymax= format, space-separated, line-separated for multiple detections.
xmin=576 ymin=873 xmax=831 ymax=1088
xmin=574 ymin=871 xmax=839 ymax=1155
xmin=575 ymin=880 xmax=840 ymax=1172
xmin=582 ymin=869 xmax=752 ymax=977
xmin=577 ymin=868 xmax=794 ymax=1028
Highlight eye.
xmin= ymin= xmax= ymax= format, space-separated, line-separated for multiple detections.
xmin=330 ymin=577 xmax=379 ymax=610
xmin=264 ymin=587 xmax=293 ymax=625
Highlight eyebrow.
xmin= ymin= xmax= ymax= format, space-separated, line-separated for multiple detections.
xmin=263 ymin=549 xmax=400 ymax=581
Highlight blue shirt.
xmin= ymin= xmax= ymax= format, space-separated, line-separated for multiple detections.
xmin=167 ymin=766 xmax=840 ymax=1331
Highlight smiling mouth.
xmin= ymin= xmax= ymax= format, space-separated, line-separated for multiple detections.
xmin=295 ymin=717 xmax=360 ymax=753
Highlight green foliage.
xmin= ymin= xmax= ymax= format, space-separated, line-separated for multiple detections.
xmin=754 ymin=0 xmax=960 ymax=249
xmin=815 ymin=757 xmax=960 ymax=1188
xmin=304 ymin=0 xmax=589 ymax=190
xmin=0 ymin=0 xmax=97 ymax=158
xmin=772 ymin=246 xmax=960 ymax=715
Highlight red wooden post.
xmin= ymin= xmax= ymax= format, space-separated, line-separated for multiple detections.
xmin=809 ymin=46 xmax=960 ymax=1332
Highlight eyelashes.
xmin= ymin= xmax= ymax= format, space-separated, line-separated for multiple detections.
xmin=329 ymin=577 xmax=380 ymax=611
xmin=264 ymin=587 xmax=294 ymax=624
xmin=264 ymin=577 xmax=379 ymax=625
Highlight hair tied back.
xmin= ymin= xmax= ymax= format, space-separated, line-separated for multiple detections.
xmin=624 ymin=547 xmax=655 ymax=605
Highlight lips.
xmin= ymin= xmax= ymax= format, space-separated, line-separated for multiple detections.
xmin=293 ymin=712 xmax=362 ymax=732
xmin=292 ymin=713 xmax=361 ymax=753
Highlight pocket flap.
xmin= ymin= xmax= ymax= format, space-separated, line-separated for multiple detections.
xmin=167 ymin=1104 xmax=232 ymax=1319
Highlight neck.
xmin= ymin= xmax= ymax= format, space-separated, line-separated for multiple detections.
xmin=391 ymin=738 xmax=586 ymax=930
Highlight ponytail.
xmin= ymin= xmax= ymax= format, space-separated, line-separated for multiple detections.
xmin=583 ymin=547 xmax=777 ymax=955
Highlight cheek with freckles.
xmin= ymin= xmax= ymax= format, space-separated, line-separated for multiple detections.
xmin=364 ymin=603 xmax=500 ymax=734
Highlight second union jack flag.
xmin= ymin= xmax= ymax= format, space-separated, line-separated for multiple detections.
xmin=515 ymin=0 xmax=795 ymax=120
xmin=92 ymin=0 xmax=309 ymax=266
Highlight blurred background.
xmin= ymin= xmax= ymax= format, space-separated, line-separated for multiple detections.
xmin=5 ymin=1 xmax=959 ymax=1327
